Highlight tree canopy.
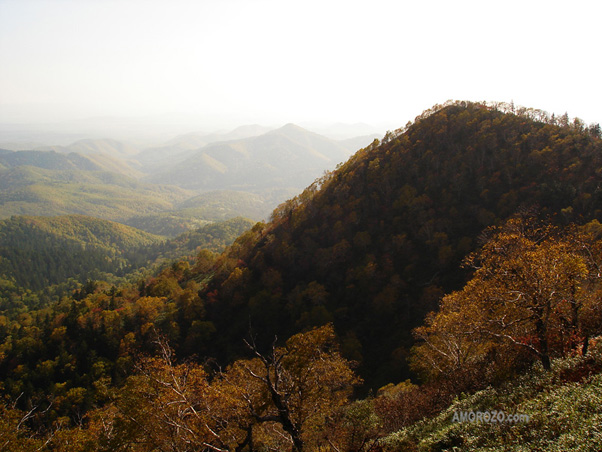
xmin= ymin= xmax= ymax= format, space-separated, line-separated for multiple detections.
xmin=412 ymin=215 xmax=602 ymax=387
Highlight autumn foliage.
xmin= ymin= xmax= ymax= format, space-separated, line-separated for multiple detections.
xmin=412 ymin=215 xmax=602 ymax=388
xmin=2 ymin=101 xmax=602 ymax=450
xmin=52 ymin=324 xmax=360 ymax=452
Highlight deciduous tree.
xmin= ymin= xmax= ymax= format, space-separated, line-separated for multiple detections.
xmin=221 ymin=324 xmax=361 ymax=451
xmin=412 ymin=217 xmax=599 ymax=385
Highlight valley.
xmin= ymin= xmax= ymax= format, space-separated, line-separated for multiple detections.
xmin=0 ymin=123 xmax=379 ymax=237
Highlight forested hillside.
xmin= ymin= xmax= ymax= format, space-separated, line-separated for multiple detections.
xmin=199 ymin=101 xmax=602 ymax=388
xmin=0 ymin=215 xmax=254 ymax=311
xmin=1 ymin=101 xmax=601 ymax=451
xmin=0 ymin=215 xmax=162 ymax=295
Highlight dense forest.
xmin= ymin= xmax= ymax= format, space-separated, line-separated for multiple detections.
xmin=200 ymin=101 xmax=602 ymax=388
xmin=1 ymin=101 xmax=602 ymax=451
xmin=0 ymin=215 xmax=254 ymax=311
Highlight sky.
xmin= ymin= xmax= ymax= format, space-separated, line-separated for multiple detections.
xmin=1 ymin=0 xmax=601 ymax=137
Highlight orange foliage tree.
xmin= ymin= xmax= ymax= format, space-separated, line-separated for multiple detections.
xmin=412 ymin=216 xmax=601 ymax=386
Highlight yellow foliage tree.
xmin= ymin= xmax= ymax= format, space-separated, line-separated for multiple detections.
xmin=412 ymin=217 xmax=600 ymax=385
xmin=110 ymin=336 xmax=242 ymax=452
xmin=220 ymin=324 xmax=361 ymax=451
xmin=87 ymin=325 xmax=360 ymax=452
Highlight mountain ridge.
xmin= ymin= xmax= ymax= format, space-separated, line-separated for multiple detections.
xmin=147 ymin=123 xmax=364 ymax=191
xmin=198 ymin=101 xmax=602 ymax=388
xmin=1 ymin=102 xmax=602 ymax=448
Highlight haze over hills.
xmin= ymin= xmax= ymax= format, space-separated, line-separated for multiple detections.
xmin=164 ymin=124 xmax=274 ymax=148
xmin=37 ymin=138 xmax=141 ymax=158
xmin=0 ymin=123 xmax=379 ymax=234
xmin=147 ymin=123 xmax=363 ymax=191
xmin=133 ymin=124 xmax=274 ymax=174
xmin=303 ymin=121 xmax=386 ymax=140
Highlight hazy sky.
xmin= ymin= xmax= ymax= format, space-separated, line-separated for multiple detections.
xmin=1 ymin=0 xmax=601 ymax=131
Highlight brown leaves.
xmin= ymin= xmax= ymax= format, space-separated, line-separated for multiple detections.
xmin=412 ymin=216 xmax=601 ymax=387
xmin=96 ymin=325 xmax=360 ymax=451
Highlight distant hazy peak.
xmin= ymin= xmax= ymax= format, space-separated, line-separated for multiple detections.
xmin=268 ymin=123 xmax=318 ymax=137
xmin=163 ymin=124 xmax=273 ymax=149
xmin=228 ymin=124 xmax=273 ymax=137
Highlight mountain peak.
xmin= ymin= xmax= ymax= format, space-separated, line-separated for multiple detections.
xmin=267 ymin=123 xmax=323 ymax=141
xmin=200 ymin=102 xmax=602 ymax=388
xmin=273 ymin=123 xmax=308 ymax=134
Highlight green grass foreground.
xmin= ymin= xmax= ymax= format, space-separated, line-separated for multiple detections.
xmin=382 ymin=341 xmax=602 ymax=451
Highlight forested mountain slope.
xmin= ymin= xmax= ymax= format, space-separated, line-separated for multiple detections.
xmin=201 ymin=101 xmax=602 ymax=388
xmin=0 ymin=215 xmax=255 ymax=310
xmin=1 ymin=102 xmax=602 ymax=448
xmin=0 ymin=215 xmax=163 ymax=296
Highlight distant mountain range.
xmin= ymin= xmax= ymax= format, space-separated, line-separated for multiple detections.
xmin=37 ymin=138 xmax=141 ymax=158
xmin=146 ymin=123 xmax=374 ymax=191
xmin=0 ymin=123 xmax=380 ymax=235
xmin=135 ymin=124 xmax=275 ymax=174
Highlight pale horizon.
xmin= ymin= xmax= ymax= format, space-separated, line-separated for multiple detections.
xmin=1 ymin=0 xmax=601 ymax=142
